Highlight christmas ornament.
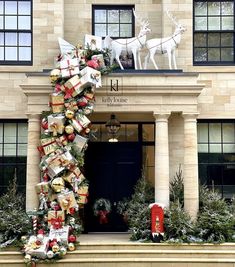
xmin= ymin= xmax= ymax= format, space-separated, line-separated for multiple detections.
xmin=37 ymin=234 xmax=44 ymax=242
xmin=50 ymin=68 xmax=61 ymax=83
xmin=51 ymin=177 xmax=65 ymax=193
xmin=60 ymin=246 xmax=67 ymax=256
xmin=68 ymin=234 xmax=76 ymax=243
xmin=47 ymin=250 xmax=54 ymax=259
xmin=21 ymin=235 xmax=27 ymax=242
xmin=65 ymin=125 xmax=74 ymax=134
xmin=52 ymin=244 xmax=60 ymax=253
xmin=68 ymin=242 xmax=75 ymax=251
xmin=49 ymin=240 xmax=57 ymax=248
xmin=41 ymin=118 xmax=48 ymax=130
xmin=67 ymin=133 xmax=76 ymax=141
xmin=35 ymin=239 xmax=42 ymax=246
xmin=32 ymin=215 xmax=37 ymax=232
xmin=65 ymin=110 xmax=75 ymax=119
xmin=24 ymin=254 xmax=32 ymax=263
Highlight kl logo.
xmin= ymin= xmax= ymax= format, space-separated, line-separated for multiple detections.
xmin=107 ymin=78 xmax=122 ymax=95
xmin=110 ymin=79 xmax=119 ymax=92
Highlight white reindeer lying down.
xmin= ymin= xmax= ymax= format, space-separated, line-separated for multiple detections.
xmin=104 ymin=10 xmax=150 ymax=70
xmin=144 ymin=11 xmax=186 ymax=70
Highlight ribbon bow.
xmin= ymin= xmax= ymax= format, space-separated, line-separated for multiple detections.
xmin=51 ymin=216 xmax=64 ymax=229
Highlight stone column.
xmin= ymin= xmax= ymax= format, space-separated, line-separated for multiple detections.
xmin=154 ymin=113 xmax=170 ymax=207
xmin=26 ymin=114 xmax=41 ymax=211
xmin=182 ymin=113 xmax=199 ymax=219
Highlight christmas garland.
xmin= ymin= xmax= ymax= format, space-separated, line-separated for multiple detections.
xmin=21 ymin=36 xmax=116 ymax=265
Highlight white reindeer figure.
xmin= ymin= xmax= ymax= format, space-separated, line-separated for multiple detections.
xmin=104 ymin=10 xmax=150 ymax=70
xmin=144 ymin=10 xmax=186 ymax=70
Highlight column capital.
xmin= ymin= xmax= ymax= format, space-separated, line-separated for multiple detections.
xmin=153 ymin=112 xmax=171 ymax=121
xmin=182 ymin=113 xmax=199 ymax=121
xmin=26 ymin=113 xmax=41 ymax=121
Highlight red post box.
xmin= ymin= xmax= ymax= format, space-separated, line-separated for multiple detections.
xmin=150 ymin=203 xmax=164 ymax=242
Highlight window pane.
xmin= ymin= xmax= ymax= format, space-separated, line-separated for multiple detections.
xmin=223 ymin=144 xmax=235 ymax=153
xmin=198 ymin=144 xmax=209 ymax=153
xmin=94 ymin=10 xmax=106 ymax=23
xmin=5 ymin=47 xmax=17 ymax=60
xmin=0 ymin=123 xmax=2 ymax=142
xmin=18 ymin=16 xmax=31 ymax=30
xmin=195 ymin=2 xmax=207 ymax=15
xmin=209 ymin=123 xmax=221 ymax=142
xmin=143 ymin=124 xmax=154 ymax=142
xmin=18 ymin=123 xmax=28 ymax=143
xmin=208 ymin=17 xmax=220 ymax=30
xmin=120 ymin=24 xmax=132 ymax=37
xmin=208 ymin=2 xmax=220 ymax=15
xmin=4 ymin=124 xmax=16 ymax=142
xmin=208 ymin=48 xmax=220 ymax=61
xmin=18 ymin=144 xmax=27 ymax=156
xmin=194 ymin=33 xmax=207 ymax=47
xmin=19 ymin=47 xmax=31 ymax=60
xmin=222 ymin=16 xmax=234 ymax=30
xmin=18 ymin=1 xmax=31 ymax=15
xmin=194 ymin=47 xmax=207 ymax=61
xmin=5 ymin=1 xmax=17 ymax=14
xmin=0 ymin=144 xmax=2 ymax=156
xmin=198 ymin=123 xmax=208 ymax=142
xmin=108 ymin=10 xmax=119 ymax=23
xmin=94 ymin=24 xmax=106 ymax=37
xmin=208 ymin=33 xmax=220 ymax=47
xmin=223 ymin=123 xmax=235 ymax=143
xmin=126 ymin=124 xmax=138 ymax=141
xmin=0 ymin=2 xmax=3 ymax=14
xmin=0 ymin=47 xmax=3 ymax=59
xmin=19 ymin=33 xmax=31 ymax=46
xmin=195 ymin=17 xmax=207 ymax=30
xmin=5 ymin=16 xmax=17 ymax=29
xmin=5 ymin=32 xmax=17 ymax=45
xmin=0 ymin=16 xmax=3 ymax=29
xmin=221 ymin=33 xmax=233 ymax=46
xmin=120 ymin=10 xmax=132 ymax=23
xmin=0 ymin=32 xmax=3 ymax=45
xmin=108 ymin=24 xmax=119 ymax=37
xmin=221 ymin=48 xmax=233 ymax=61
xmin=209 ymin=144 xmax=222 ymax=153
xmin=221 ymin=2 xmax=234 ymax=15
xmin=4 ymin=143 xmax=17 ymax=155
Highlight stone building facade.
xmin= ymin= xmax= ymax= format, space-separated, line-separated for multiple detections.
xmin=0 ymin=0 xmax=235 ymax=227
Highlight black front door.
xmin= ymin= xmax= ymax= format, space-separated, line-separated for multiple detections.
xmin=84 ymin=142 xmax=142 ymax=232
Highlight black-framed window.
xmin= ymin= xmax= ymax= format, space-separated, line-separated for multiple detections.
xmin=0 ymin=120 xmax=28 ymax=195
xmin=0 ymin=0 xmax=32 ymax=65
xmin=193 ymin=1 xmax=235 ymax=65
xmin=197 ymin=120 xmax=235 ymax=198
xmin=92 ymin=5 xmax=134 ymax=38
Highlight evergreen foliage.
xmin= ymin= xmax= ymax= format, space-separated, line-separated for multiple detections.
xmin=0 ymin=174 xmax=32 ymax=248
xmin=120 ymin=174 xmax=154 ymax=241
xmin=169 ymin=165 xmax=184 ymax=205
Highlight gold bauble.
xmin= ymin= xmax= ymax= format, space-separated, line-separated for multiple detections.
xmin=51 ymin=177 xmax=65 ymax=193
xmin=24 ymin=254 xmax=31 ymax=263
xmin=50 ymin=69 xmax=61 ymax=83
xmin=52 ymin=244 xmax=60 ymax=253
xmin=65 ymin=110 xmax=75 ymax=119
xmin=65 ymin=125 xmax=74 ymax=134
xmin=68 ymin=242 xmax=75 ymax=251
xmin=60 ymin=246 xmax=67 ymax=256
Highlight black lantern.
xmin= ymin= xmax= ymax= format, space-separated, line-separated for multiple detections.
xmin=105 ymin=114 xmax=121 ymax=142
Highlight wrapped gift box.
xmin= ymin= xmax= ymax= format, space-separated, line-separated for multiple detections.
xmin=77 ymin=185 xmax=89 ymax=204
xmin=40 ymin=137 xmax=58 ymax=155
xmin=48 ymin=210 xmax=65 ymax=228
xmin=50 ymin=93 xmax=64 ymax=113
xmin=56 ymin=135 xmax=68 ymax=147
xmin=49 ymin=225 xmax=69 ymax=245
xmin=73 ymin=134 xmax=88 ymax=153
xmin=80 ymin=66 xmax=101 ymax=88
xmin=84 ymin=34 xmax=102 ymax=50
xmin=60 ymin=58 xmax=80 ymax=78
xmin=70 ymin=115 xmax=90 ymax=133
xmin=63 ymin=167 xmax=85 ymax=192
xmin=61 ymin=75 xmax=84 ymax=99
xmin=35 ymin=181 xmax=50 ymax=196
xmin=57 ymin=190 xmax=77 ymax=213
xmin=48 ymin=114 xmax=65 ymax=136
xmin=26 ymin=236 xmax=49 ymax=259
xmin=64 ymin=99 xmax=78 ymax=111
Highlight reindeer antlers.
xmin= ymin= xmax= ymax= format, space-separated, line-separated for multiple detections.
xmin=133 ymin=9 xmax=149 ymax=27
xmin=166 ymin=9 xmax=179 ymax=26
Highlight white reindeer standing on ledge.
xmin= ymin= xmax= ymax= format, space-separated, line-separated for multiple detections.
xmin=104 ymin=10 xmax=150 ymax=70
xmin=144 ymin=10 xmax=186 ymax=70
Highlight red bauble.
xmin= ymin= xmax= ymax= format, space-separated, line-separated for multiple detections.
xmin=69 ymin=207 xmax=75 ymax=215
xmin=49 ymin=240 xmax=57 ymax=248
xmin=41 ymin=118 xmax=48 ymax=130
xmin=67 ymin=133 xmax=76 ymax=142
xmin=37 ymin=229 xmax=45 ymax=235
xmin=68 ymin=235 xmax=76 ymax=243
xmin=36 ymin=240 xmax=41 ymax=246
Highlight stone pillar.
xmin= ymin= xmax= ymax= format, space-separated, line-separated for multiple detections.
xmin=182 ymin=113 xmax=199 ymax=219
xmin=26 ymin=114 xmax=41 ymax=211
xmin=154 ymin=113 xmax=170 ymax=207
